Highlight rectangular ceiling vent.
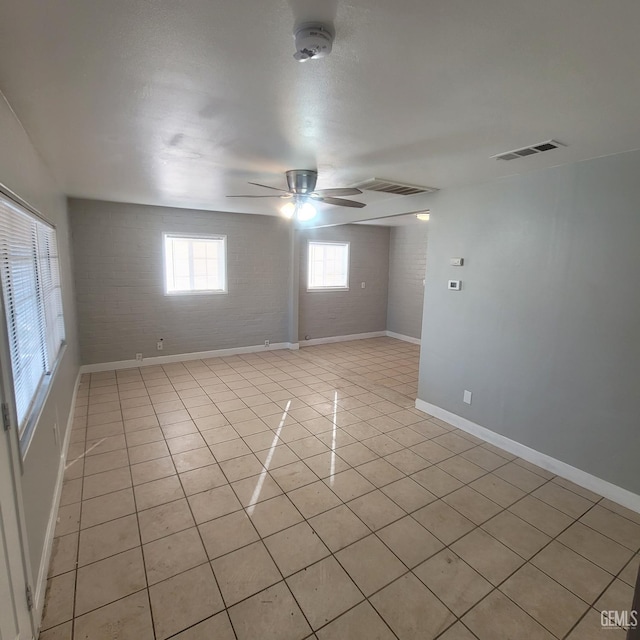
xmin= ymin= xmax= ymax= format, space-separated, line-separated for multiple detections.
xmin=491 ymin=139 xmax=566 ymax=161
xmin=354 ymin=178 xmax=439 ymax=196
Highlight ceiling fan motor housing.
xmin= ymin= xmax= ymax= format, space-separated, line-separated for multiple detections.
xmin=286 ymin=169 xmax=318 ymax=194
xmin=293 ymin=24 xmax=334 ymax=61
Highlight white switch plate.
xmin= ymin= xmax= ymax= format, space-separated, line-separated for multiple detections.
xmin=463 ymin=390 xmax=472 ymax=404
xmin=448 ymin=280 xmax=462 ymax=290
xmin=361 ymin=282 xmax=366 ymax=288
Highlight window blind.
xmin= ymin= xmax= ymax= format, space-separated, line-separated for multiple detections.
xmin=0 ymin=194 xmax=65 ymax=434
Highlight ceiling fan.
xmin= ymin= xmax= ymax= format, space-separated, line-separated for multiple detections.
xmin=227 ymin=170 xmax=366 ymax=221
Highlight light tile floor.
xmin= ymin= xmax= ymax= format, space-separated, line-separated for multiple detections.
xmin=41 ymin=337 xmax=639 ymax=639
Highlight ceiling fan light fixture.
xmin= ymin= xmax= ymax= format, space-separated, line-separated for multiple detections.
xmin=281 ymin=201 xmax=296 ymax=218
xmin=228 ymin=169 xmax=364 ymax=213
xmin=416 ymin=211 xmax=430 ymax=221
xmin=296 ymin=201 xmax=317 ymax=221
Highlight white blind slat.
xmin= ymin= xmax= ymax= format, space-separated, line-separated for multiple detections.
xmin=0 ymin=195 xmax=65 ymax=434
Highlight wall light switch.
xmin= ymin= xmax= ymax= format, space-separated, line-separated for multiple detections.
xmin=450 ymin=257 xmax=464 ymax=266
xmin=463 ymin=390 xmax=472 ymax=404
xmin=448 ymin=280 xmax=462 ymax=290
xmin=361 ymin=282 xmax=366 ymax=288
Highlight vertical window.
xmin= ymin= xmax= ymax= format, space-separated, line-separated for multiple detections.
xmin=307 ymin=241 xmax=350 ymax=290
xmin=164 ymin=233 xmax=227 ymax=294
xmin=0 ymin=193 xmax=65 ymax=442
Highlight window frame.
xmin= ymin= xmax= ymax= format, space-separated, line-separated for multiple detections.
xmin=307 ymin=240 xmax=351 ymax=292
xmin=0 ymin=190 xmax=66 ymax=457
xmin=163 ymin=232 xmax=228 ymax=296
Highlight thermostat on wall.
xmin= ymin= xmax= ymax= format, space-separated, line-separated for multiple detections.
xmin=448 ymin=280 xmax=462 ymax=290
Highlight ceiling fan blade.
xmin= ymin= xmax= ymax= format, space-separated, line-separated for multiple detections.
xmin=314 ymin=196 xmax=366 ymax=208
xmin=247 ymin=182 xmax=290 ymax=193
xmin=311 ymin=188 xmax=362 ymax=197
xmin=226 ymin=194 xmax=287 ymax=198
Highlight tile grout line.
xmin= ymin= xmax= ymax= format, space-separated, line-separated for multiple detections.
xmin=72 ymin=395 xmax=632 ymax=585
xmin=119 ymin=383 xmax=160 ymax=640
xmin=105 ymin=351 xmax=416 ymax=637
xmin=206 ymin=398 xmax=377 ymax=640
xmin=50 ymin=342 xmax=639 ymax=640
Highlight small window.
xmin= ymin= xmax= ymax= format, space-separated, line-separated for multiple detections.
xmin=308 ymin=241 xmax=350 ymax=290
xmin=164 ymin=234 xmax=227 ymax=295
xmin=0 ymin=193 xmax=65 ymax=447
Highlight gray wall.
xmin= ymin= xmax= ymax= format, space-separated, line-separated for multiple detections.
xmin=387 ymin=223 xmax=429 ymax=339
xmin=299 ymin=225 xmax=390 ymax=341
xmin=418 ymin=149 xmax=640 ymax=495
xmin=0 ymin=93 xmax=80 ymax=583
xmin=69 ymin=199 xmax=292 ymax=364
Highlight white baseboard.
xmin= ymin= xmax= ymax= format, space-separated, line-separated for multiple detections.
xmin=33 ymin=372 xmax=81 ymax=625
xmin=79 ymin=342 xmax=298 ymax=374
xmin=415 ymin=398 xmax=640 ymax=515
xmin=386 ymin=331 xmax=421 ymax=345
xmin=80 ymin=332 xmax=416 ymax=373
xmin=300 ymin=331 xmax=387 ymax=347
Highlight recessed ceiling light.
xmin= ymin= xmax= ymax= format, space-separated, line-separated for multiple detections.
xmin=416 ymin=211 xmax=430 ymax=221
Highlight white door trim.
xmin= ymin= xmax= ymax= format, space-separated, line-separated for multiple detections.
xmin=0 ymin=423 xmax=35 ymax=640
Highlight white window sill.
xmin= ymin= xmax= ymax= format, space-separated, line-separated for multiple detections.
xmin=165 ymin=290 xmax=228 ymax=296
xmin=20 ymin=342 xmax=67 ymax=461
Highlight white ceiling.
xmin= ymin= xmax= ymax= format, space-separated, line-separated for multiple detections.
xmin=2 ymin=0 xmax=640 ymax=225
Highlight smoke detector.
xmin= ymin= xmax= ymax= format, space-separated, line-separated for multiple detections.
xmin=293 ymin=23 xmax=334 ymax=61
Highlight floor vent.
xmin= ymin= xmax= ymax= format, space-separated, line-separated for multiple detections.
xmin=491 ymin=139 xmax=566 ymax=161
xmin=353 ymin=178 xmax=439 ymax=196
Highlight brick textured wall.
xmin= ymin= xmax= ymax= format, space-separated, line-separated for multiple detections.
xmin=299 ymin=225 xmax=390 ymax=341
xmin=69 ymin=199 xmax=291 ymax=364
xmin=387 ymin=223 xmax=429 ymax=339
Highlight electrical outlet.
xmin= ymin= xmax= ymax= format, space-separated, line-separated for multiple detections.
xmin=463 ymin=390 xmax=472 ymax=405
xmin=264 ymin=340 xmax=270 ymax=348
xmin=157 ymin=339 xmax=164 ymax=351
xmin=135 ymin=353 xmax=143 ymax=361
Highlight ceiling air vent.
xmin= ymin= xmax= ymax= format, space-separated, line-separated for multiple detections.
xmin=353 ymin=178 xmax=439 ymax=196
xmin=491 ymin=139 xmax=566 ymax=161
